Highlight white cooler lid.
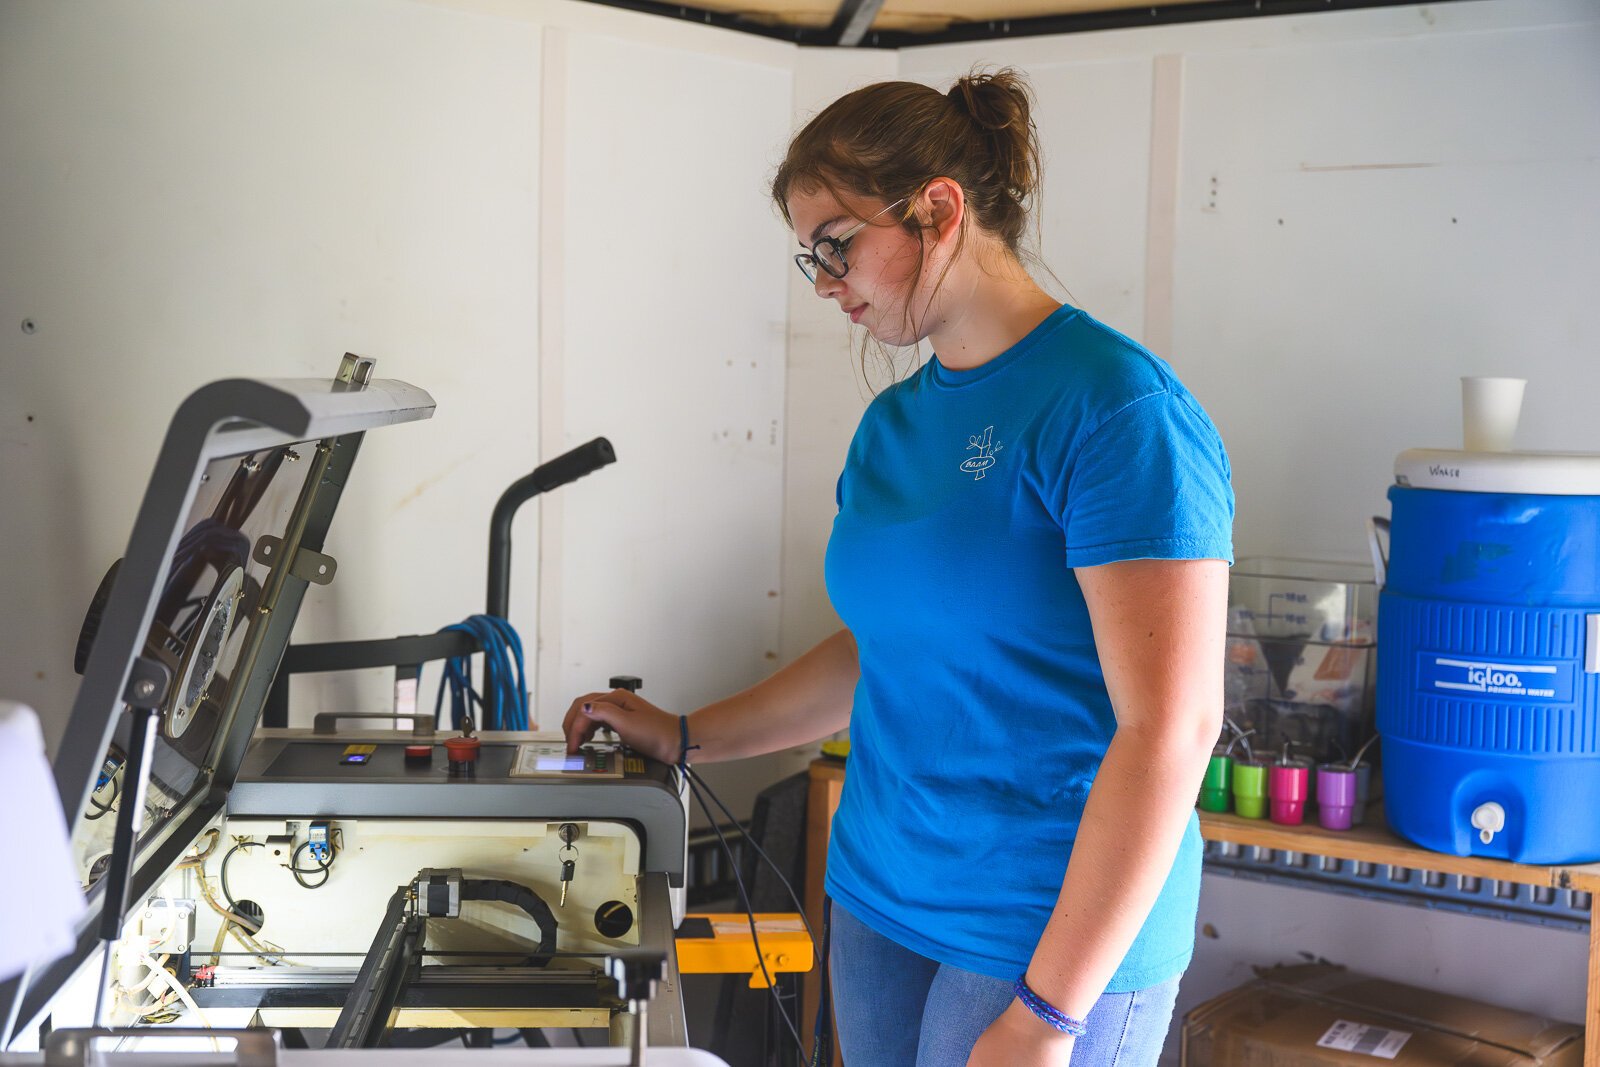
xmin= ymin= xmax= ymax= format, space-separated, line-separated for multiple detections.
xmin=1396 ymin=448 xmax=1600 ymax=494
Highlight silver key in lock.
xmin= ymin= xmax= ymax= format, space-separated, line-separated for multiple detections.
xmin=560 ymin=857 xmax=579 ymax=908
xmin=557 ymin=823 xmax=579 ymax=908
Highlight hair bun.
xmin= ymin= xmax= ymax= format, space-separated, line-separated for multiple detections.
xmin=772 ymin=69 xmax=1043 ymax=258
xmin=947 ymin=68 xmax=1039 ymax=208
xmin=947 ymin=69 xmax=1032 ymax=134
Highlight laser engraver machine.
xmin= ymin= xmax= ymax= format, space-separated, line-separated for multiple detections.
xmin=0 ymin=356 xmax=721 ymax=1066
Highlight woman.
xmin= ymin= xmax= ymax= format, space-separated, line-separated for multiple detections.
xmin=564 ymin=69 xmax=1234 ymax=1067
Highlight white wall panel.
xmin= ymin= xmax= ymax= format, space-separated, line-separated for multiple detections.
xmin=542 ymin=30 xmax=793 ymax=743
xmin=0 ymin=0 xmax=544 ymax=742
xmin=900 ymin=56 xmax=1157 ymax=339
xmin=776 ymin=47 xmax=900 ymax=662
xmin=1171 ymin=15 xmax=1600 ymax=562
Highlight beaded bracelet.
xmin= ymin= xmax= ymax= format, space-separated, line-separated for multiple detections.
xmin=678 ymin=715 xmax=701 ymax=771
xmin=1013 ymin=975 xmax=1089 ymax=1037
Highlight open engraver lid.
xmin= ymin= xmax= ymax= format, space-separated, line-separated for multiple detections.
xmin=14 ymin=354 xmax=433 ymax=1031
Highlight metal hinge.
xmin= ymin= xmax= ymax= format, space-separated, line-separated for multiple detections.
xmin=253 ymin=536 xmax=337 ymax=585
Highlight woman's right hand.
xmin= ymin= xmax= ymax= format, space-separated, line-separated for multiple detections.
xmin=561 ymin=687 xmax=681 ymax=764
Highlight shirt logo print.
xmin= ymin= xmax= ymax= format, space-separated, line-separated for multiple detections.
xmin=960 ymin=425 xmax=1003 ymax=481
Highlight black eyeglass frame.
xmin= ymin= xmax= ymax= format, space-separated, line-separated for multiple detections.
xmin=793 ymin=197 xmax=911 ymax=284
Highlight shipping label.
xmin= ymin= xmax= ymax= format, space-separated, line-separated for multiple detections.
xmin=1316 ymin=1019 xmax=1412 ymax=1059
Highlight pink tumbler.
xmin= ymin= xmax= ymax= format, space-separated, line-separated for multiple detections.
xmin=1268 ymin=759 xmax=1311 ymax=825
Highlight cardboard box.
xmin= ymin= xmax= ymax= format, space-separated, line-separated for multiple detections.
xmin=1181 ymin=963 xmax=1583 ymax=1066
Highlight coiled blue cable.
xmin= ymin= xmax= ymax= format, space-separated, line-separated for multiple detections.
xmin=433 ymin=614 xmax=529 ymax=731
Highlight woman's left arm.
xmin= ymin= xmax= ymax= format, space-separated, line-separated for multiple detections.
xmin=969 ymin=557 xmax=1228 ymax=1067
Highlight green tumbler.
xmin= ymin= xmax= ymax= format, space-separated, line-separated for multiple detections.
xmin=1198 ymin=752 xmax=1232 ymax=813
xmin=1232 ymin=759 xmax=1268 ymax=819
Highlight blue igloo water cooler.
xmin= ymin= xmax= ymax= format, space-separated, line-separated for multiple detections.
xmin=1378 ymin=448 xmax=1600 ymax=864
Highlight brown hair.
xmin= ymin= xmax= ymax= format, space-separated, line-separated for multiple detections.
xmin=771 ymin=68 xmax=1045 ymax=383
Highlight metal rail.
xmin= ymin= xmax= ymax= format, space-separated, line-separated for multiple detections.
xmin=325 ymin=885 xmax=426 ymax=1048
xmin=1203 ymin=838 xmax=1593 ymax=931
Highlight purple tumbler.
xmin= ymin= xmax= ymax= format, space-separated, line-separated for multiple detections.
xmin=1316 ymin=763 xmax=1358 ymax=831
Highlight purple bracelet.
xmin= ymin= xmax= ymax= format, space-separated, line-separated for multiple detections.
xmin=1013 ymin=976 xmax=1088 ymax=1037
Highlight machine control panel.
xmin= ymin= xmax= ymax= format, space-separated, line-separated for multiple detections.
xmin=512 ymin=741 xmax=625 ymax=779
xmin=258 ymin=737 xmax=640 ymax=781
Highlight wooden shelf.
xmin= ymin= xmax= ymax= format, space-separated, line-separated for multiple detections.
xmin=1198 ymin=810 xmax=1600 ymax=893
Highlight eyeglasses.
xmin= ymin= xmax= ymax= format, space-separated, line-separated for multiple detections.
xmin=793 ymin=198 xmax=910 ymax=284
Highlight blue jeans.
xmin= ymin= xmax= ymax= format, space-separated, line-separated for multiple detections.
xmin=829 ymin=903 xmax=1181 ymax=1067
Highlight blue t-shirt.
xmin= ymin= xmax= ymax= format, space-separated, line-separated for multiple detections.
xmin=823 ymin=303 xmax=1234 ymax=989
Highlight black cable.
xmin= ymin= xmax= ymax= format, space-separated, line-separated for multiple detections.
xmin=683 ymin=770 xmax=807 ymax=1058
xmin=289 ymin=841 xmax=333 ymax=889
xmin=685 ymin=764 xmax=828 ymax=1061
xmin=685 ymin=772 xmax=805 ymax=1054
xmin=220 ymin=840 xmax=263 ymax=911
xmin=685 ymin=765 xmax=817 ymax=949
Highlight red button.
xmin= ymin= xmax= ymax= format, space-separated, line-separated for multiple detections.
xmin=443 ymin=736 xmax=481 ymax=762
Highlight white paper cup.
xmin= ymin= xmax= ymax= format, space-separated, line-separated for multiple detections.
xmin=1461 ymin=376 xmax=1525 ymax=452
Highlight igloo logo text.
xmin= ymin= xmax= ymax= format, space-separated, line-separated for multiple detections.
xmin=1433 ymin=657 xmax=1557 ymax=698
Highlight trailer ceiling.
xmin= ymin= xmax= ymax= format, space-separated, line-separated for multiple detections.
xmin=578 ymin=0 xmax=1443 ymax=45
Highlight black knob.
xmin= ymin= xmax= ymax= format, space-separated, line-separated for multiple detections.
xmin=605 ymin=949 xmax=663 ymax=1002
xmin=594 ymin=900 xmax=634 ymax=939
xmin=608 ymin=675 xmax=642 ymax=693
xmin=75 ymin=559 xmax=123 ymax=675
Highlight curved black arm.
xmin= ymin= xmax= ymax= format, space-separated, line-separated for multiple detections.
xmin=486 ymin=438 xmax=616 ymax=619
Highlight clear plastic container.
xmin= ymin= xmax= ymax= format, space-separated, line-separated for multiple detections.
xmin=1225 ymin=558 xmax=1378 ymax=767
xmin=1229 ymin=557 xmax=1377 ymax=642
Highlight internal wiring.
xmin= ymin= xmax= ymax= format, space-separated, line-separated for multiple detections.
xmin=123 ymin=953 xmax=171 ymax=998
xmin=119 ymin=953 xmax=182 ymax=1024
xmin=182 ymin=828 xmax=222 ymax=865
xmin=104 ymin=841 xmax=216 ymax=1034
xmin=180 ymin=833 xmax=288 ymax=966
xmin=85 ymin=775 xmax=120 ymax=820
xmin=287 ymin=841 xmax=335 ymax=889
xmin=226 ymin=924 xmax=286 ymax=964
xmin=134 ymin=951 xmax=218 ymax=1048
xmin=219 ymin=840 xmax=263 ymax=915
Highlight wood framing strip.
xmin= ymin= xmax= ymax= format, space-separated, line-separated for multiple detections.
xmin=535 ymin=27 xmax=568 ymax=725
xmin=1142 ymin=52 xmax=1182 ymax=357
